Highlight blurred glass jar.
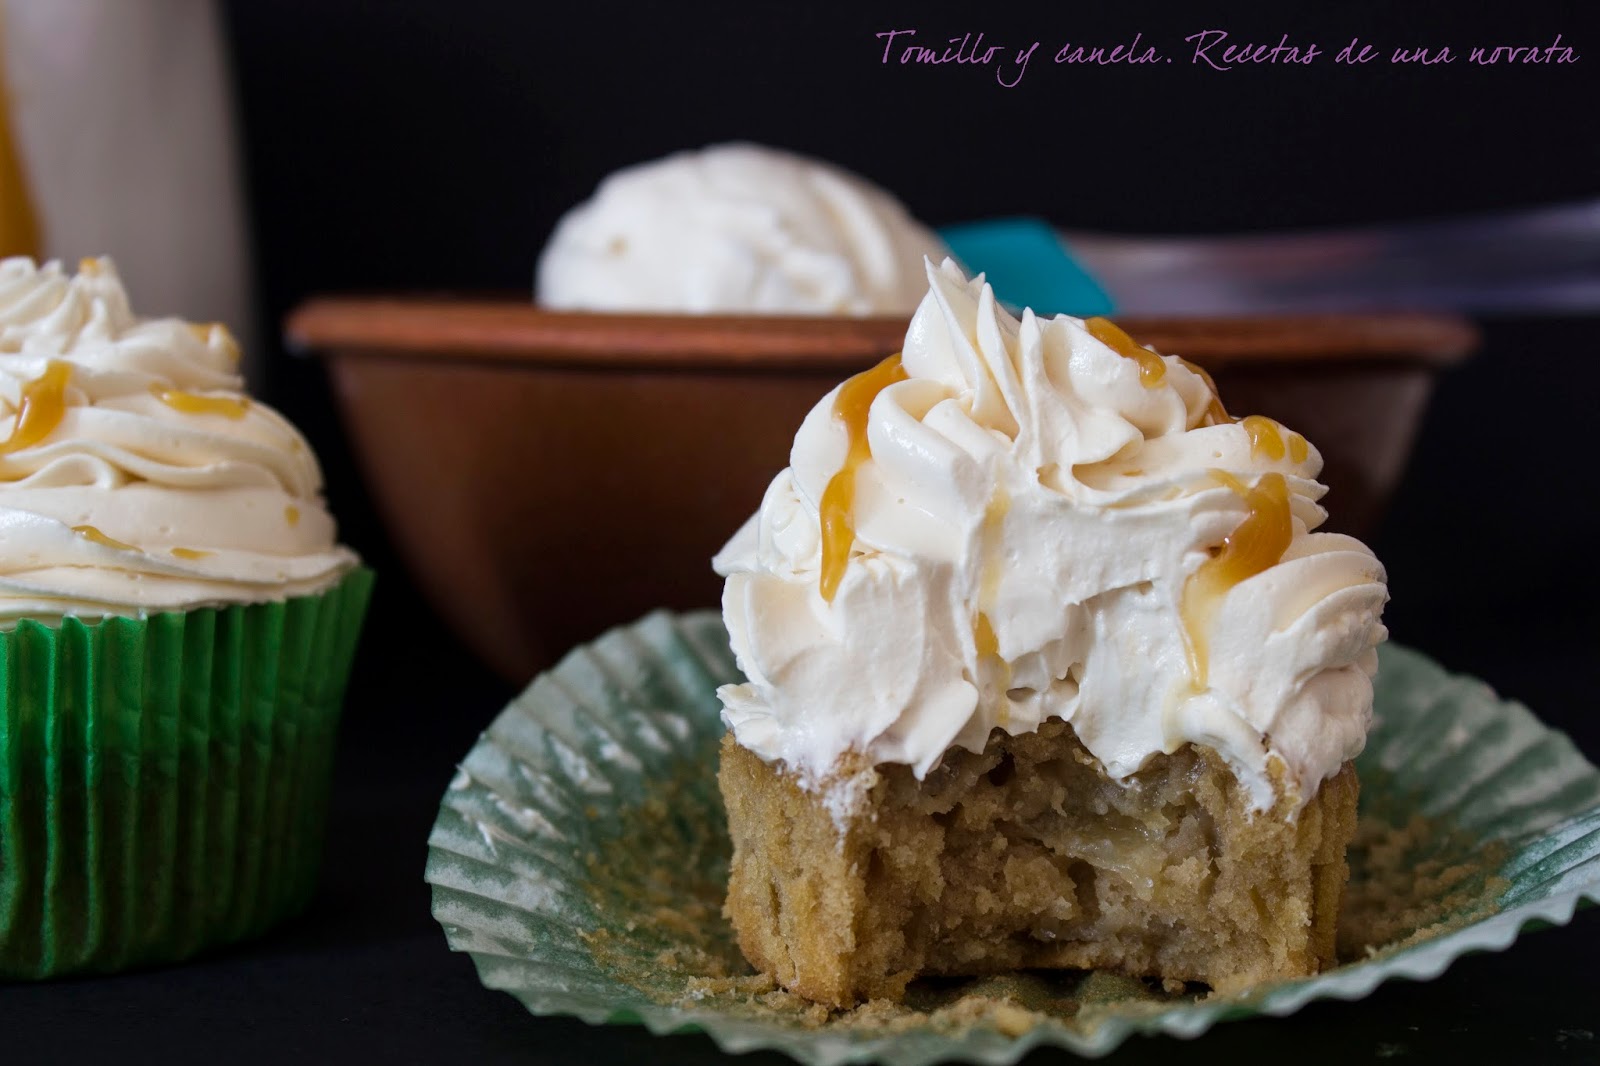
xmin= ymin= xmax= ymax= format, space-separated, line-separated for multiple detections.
xmin=0 ymin=0 xmax=255 ymax=376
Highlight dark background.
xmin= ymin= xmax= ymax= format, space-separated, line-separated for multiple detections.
xmin=6 ymin=1 xmax=1600 ymax=1062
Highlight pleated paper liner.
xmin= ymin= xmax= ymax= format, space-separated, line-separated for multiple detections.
xmin=426 ymin=611 xmax=1600 ymax=1064
xmin=0 ymin=567 xmax=373 ymax=979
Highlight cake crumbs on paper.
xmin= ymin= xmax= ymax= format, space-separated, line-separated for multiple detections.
xmin=573 ymin=759 xmax=1508 ymax=1041
xmin=1339 ymin=802 xmax=1509 ymax=961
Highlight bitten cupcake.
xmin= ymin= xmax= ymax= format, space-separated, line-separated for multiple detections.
xmin=0 ymin=256 xmax=371 ymax=978
xmin=715 ymin=260 xmax=1387 ymax=1006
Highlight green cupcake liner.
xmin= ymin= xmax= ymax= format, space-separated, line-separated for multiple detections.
xmin=0 ymin=567 xmax=373 ymax=979
xmin=426 ymin=610 xmax=1600 ymax=1063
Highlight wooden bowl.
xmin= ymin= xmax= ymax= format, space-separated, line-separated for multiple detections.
xmin=287 ymin=301 xmax=1476 ymax=682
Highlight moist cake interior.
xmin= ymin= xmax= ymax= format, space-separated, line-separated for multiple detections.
xmin=720 ymin=719 xmax=1358 ymax=1008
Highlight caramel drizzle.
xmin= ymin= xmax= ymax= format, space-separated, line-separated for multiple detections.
xmin=818 ymin=354 xmax=907 ymax=602
xmin=1286 ymin=431 xmax=1309 ymax=464
xmin=1072 ymin=320 xmax=1305 ymax=690
xmin=1238 ymin=413 xmax=1310 ymax=466
xmin=1241 ymin=415 xmax=1285 ymax=461
xmin=1173 ymin=354 xmax=1311 ymax=467
xmin=973 ymin=488 xmax=1013 ymax=714
xmin=72 ymin=524 xmax=137 ymax=552
xmin=1171 ymin=357 xmax=1228 ymax=426
xmin=186 ymin=321 xmax=242 ymax=365
xmin=1178 ymin=471 xmax=1293 ymax=690
xmin=151 ymin=384 xmax=249 ymax=420
xmin=170 ymin=547 xmax=212 ymax=560
xmin=1 ymin=361 xmax=71 ymax=455
xmin=1084 ymin=321 xmax=1304 ymax=461
xmin=285 ymin=505 xmax=301 ymax=528
xmin=976 ymin=488 xmax=1010 ymax=608
xmin=1085 ymin=316 xmax=1167 ymax=388
xmin=974 ymin=612 xmax=1000 ymax=660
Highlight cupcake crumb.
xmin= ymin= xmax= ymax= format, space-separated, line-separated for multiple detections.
xmin=578 ymin=762 xmax=1506 ymax=1041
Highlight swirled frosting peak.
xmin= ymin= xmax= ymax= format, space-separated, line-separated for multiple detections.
xmin=0 ymin=255 xmax=357 ymax=621
xmin=714 ymin=259 xmax=1388 ymax=813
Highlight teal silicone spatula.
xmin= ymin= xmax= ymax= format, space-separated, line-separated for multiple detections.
xmin=943 ymin=200 xmax=1600 ymax=316
xmin=938 ymin=217 xmax=1116 ymax=317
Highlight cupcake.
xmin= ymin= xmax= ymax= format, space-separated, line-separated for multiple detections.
xmin=0 ymin=256 xmax=370 ymax=978
xmin=714 ymin=259 xmax=1388 ymax=1006
xmin=536 ymin=142 xmax=949 ymax=315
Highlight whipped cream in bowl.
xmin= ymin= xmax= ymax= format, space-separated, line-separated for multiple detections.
xmin=0 ymin=255 xmax=358 ymax=623
xmin=715 ymin=259 xmax=1388 ymax=816
xmin=536 ymin=143 xmax=950 ymax=316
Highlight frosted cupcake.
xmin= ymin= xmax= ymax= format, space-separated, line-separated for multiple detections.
xmin=0 ymin=256 xmax=371 ymax=978
xmin=715 ymin=260 xmax=1388 ymax=1005
xmin=537 ymin=142 xmax=949 ymax=315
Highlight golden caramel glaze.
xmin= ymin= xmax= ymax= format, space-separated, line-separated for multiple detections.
xmin=1085 ymin=316 xmax=1167 ymax=388
xmin=71 ymin=524 xmax=137 ymax=552
xmin=1287 ymin=431 xmax=1309 ymax=464
xmin=1180 ymin=471 xmax=1293 ymax=689
xmin=150 ymin=384 xmax=249 ymax=420
xmin=973 ymin=612 xmax=999 ymax=659
xmin=185 ymin=322 xmax=241 ymax=365
xmin=0 ymin=361 xmax=71 ymax=456
xmin=1179 ymin=361 xmax=1307 ymax=467
xmin=1208 ymin=468 xmax=1249 ymax=496
xmin=977 ymin=489 xmax=1010 ymax=605
xmin=974 ymin=487 xmax=1014 ymax=708
xmin=1241 ymin=415 xmax=1287 ymax=462
xmin=818 ymin=354 xmax=907 ymax=602
xmin=1176 ymin=356 xmax=1230 ymax=425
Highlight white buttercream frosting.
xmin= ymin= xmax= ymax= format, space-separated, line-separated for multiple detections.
xmin=714 ymin=259 xmax=1388 ymax=814
xmin=0 ymin=256 xmax=357 ymax=622
xmin=536 ymin=143 xmax=949 ymax=315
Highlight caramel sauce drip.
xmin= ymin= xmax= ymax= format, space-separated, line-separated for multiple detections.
xmin=972 ymin=488 xmax=1013 ymax=710
xmin=1287 ymin=431 xmax=1309 ymax=464
xmin=186 ymin=322 xmax=242 ymax=364
xmin=1179 ymin=472 xmax=1292 ymax=690
xmin=1177 ymin=358 xmax=1309 ymax=467
xmin=1060 ymin=327 xmax=1304 ymax=691
xmin=818 ymin=354 xmax=907 ymax=602
xmin=1208 ymin=468 xmax=1248 ymax=496
xmin=170 ymin=547 xmax=212 ymax=560
xmin=1176 ymin=357 xmax=1230 ymax=425
xmin=974 ymin=612 xmax=999 ymax=659
xmin=1241 ymin=415 xmax=1286 ymax=461
xmin=972 ymin=610 xmax=1012 ymax=724
xmin=977 ymin=489 xmax=1010 ymax=605
xmin=285 ymin=505 xmax=301 ymax=528
xmin=151 ymin=384 xmax=249 ymax=420
xmin=0 ymin=361 xmax=72 ymax=455
xmin=1083 ymin=322 xmax=1309 ymax=473
xmin=72 ymin=524 xmax=136 ymax=552
xmin=1085 ymin=316 xmax=1167 ymax=388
